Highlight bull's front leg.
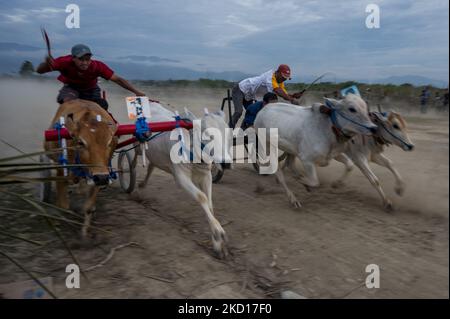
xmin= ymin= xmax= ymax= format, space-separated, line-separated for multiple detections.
xmin=173 ymin=166 xmax=228 ymax=259
xmin=371 ymin=152 xmax=405 ymax=196
xmin=353 ymin=155 xmax=393 ymax=211
xmin=55 ymin=168 xmax=70 ymax=210
xmin=197 ymin=168 xmax=214 ymax=213
xmin=332 ymin=153 xmax=355 ymax=188
xmin=81 ymin=186 xmax=100 ymax=238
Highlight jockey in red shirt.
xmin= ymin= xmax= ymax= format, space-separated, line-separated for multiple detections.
xmin=37 ymin=44 xmax=146 ymax=110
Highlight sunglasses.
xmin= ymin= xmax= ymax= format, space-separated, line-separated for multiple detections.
xmin=76 ymin=54 xmax=92 ymax=62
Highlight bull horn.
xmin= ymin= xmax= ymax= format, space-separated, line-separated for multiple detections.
xmin=377 ymin=104 xmax=382 ymax=113
xmin=204 ymin=107 xmax=209 ymax=115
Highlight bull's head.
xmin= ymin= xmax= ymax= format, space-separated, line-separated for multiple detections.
xmin=66 ymin=112 xmax=118 ymax=186
xmin=324 ymin=93 xmax=377 ymax=136
xmin=371 ymin=111 xmax=415 ymax=151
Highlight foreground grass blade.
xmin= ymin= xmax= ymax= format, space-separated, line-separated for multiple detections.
xmin=0 ymin=229 xmax=43 ymax=246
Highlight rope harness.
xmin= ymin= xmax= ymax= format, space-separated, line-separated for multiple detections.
xmin=369 ymin=112 xmax=412 ymax=149
xmin=325 ymin=100 xmax=375 ymax=132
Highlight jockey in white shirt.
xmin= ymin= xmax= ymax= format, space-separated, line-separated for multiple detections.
xmin=230 ymin=64 xmax=303 ymax=128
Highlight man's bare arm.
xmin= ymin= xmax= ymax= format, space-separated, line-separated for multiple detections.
xmin=36 ymin=56 xmax=54 ymax=74
xmin=110 ymin=74 xmax=145 ymax=96
xmin=274 ymin=87 xmax=295 ymax=102
xmin=273 ymin=88 xmax=301 ymax=105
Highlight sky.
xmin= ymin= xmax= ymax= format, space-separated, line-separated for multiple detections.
xmin=0 ymin=0 xmax=448 ymax=83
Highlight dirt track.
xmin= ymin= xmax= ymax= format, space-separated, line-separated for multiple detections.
xmin=0 ymin=79 xmax=448 ymax=298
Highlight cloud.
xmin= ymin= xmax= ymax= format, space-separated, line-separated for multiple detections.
xmin=118 ymin=55 xmax=180 ymax=63
xmin=2 ymin=14 xmax=28 ymax=23
xmin=0 ymin=0 xmax=447 ymax=82
xmin=30 ymin=7 xmax=64 ymax=15
xmin=0 ymin=6 xmax=64 ymax=24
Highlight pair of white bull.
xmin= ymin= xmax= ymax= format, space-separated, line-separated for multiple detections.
xmin=254 ymin=93 xmax=414 ymax=210
xmin=136 ymin=94 xmax=413 ymax=258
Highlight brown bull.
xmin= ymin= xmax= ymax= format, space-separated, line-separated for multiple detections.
xmin=44 ymin=99 xmax=118 ymax=236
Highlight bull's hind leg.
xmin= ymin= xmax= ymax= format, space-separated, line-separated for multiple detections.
xmin=371 ymin=152 xmax=405 ymax=196
xmin=55 ymin=168 xmax=70 ymax=210
xmin=296 ymin=160 xmax=320 ymax=189
xmin=173 ymin=166 xmax=228 ymax=258
xmin=138 ymin=164 xmax=154 ymax=189
xmin=137 ymin=149 xmax=154 ymax=188
xmin=81 ymin=186 xmax=100 ymax=238
xmin=275 ymin=166 xmax=302 ymax=208
xmin=332 ymin=153 xmax=355 ymax=188
xmin=131 ymin=145 xmax=141 ymax=168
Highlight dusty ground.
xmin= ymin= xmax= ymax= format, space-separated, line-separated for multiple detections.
xmin=0 ymin=79 xmax=448 ymax=298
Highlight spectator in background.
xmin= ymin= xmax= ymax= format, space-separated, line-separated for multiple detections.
xmin=420 ymin=86 xmax=431 ymax=114
xmin=442 ymin=89 xmax=449 ymax=112
xmin=433 ymin=91 xmax=441 ymax=108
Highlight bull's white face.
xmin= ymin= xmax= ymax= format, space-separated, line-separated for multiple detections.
xmin=376 ymin=111 xmax=414 ymax=151
xmin=200 ymin=111 xmax=233 ymax=164
xmin=325 ymin=94 xmax=377 ymax=136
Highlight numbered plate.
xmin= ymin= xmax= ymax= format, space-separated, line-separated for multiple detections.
xmin=126 ymin=96 xmax=151 ymax=120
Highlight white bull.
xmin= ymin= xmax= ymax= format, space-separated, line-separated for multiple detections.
xmin=133 ymin=103 xmax=232 ymax=258
xmin=332 ymin=110 xmax=414 ymax=210
xmin=254 ymin=93 xmax=377 ymax=208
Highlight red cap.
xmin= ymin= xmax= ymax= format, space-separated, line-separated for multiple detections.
xmin=277 ymin=64 xmax=291 ymax=80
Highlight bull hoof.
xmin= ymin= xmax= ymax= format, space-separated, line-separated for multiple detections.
xmin=395 ymin=185 xmax=405 ymax=196
xmin=212 ymin=229 xmax=229 ymax=259
xmin=138 ymin=181 xmax=146 ymax=189
xmin=331 ymin=180 xmax=344 ymax=188
xmin=291 ymin=199 xmax=302 ymax=209
xmin=214 ymin=243 xmax=229 ymax=260
xmin=384 ymin=200 xmax=394 ymax=212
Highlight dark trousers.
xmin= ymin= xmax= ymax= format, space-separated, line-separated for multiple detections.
xmin=230 ymin=83 xmax=253 ymax=128
xmin=57 ymin=84 xmax=109 ymax=110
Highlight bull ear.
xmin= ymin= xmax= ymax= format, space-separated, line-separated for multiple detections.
xmin=65 ymin=113 xmax=78 ymax=133
xmin=323 ymin=97 xmax=338 ymax=109
xmin=371 ymin=111 xmax=385 ymax=122
xmin=183 ymin=108 xmax=197 ymax=120
xmin=387 ymin=110 xmax=400 ymax=120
